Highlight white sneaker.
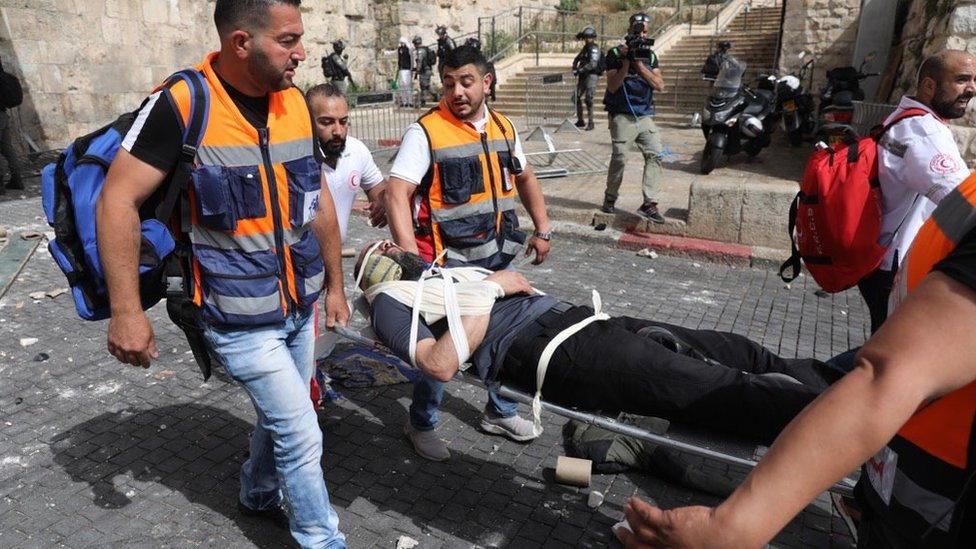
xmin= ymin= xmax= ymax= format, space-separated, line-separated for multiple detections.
xmin=403 ymin=422 xmax=450 ymax=461
xmin=480 ymin=413 xmax=539 ymax=442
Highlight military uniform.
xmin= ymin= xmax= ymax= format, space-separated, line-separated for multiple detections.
xmin=414 ymin=45 xmax=436 ymax=107
xmin=572 ymin=42 xmax=602 ymax=129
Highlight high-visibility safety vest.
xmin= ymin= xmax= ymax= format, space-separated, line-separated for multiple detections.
xmin=168 ymin=53 xmax=324 ymax=327
xmin=414 ymin=101 xmax=526 ymax=270
xmin=859 ymin=173 xmax=976 ymax=546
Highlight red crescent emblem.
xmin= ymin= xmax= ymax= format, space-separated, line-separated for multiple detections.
xmin=930 ymin=153 xmax=961 ymax=175
xmin=348 ymin=170 xmax=361 ymax=190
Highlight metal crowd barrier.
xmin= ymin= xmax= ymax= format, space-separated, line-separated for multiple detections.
xmin=852 ymin=101 xmax=898 ymax=136
xmin=523 ymin=71 xmax=578 ymax=130
xmin=346 ymin=91 xmax=418 ymax=154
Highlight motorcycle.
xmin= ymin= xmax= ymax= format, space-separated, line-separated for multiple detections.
xmin=699 ymin=57 xmax=777 ymax=174
xmin=816 ymin=52 xmax=879 ymax=145
xmin=775 ymin=51 xmax=816 ymax=147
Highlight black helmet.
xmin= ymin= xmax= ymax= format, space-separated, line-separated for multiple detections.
xmin=576 ymin=26 xmax=597 ymax=40
xmin=332 ymin=39 xmax=344 ymax=52
xmin=436 ymin=25 xmax=448 ymax=36
xmin=413 ymin=36 xmax=423 ymax=45
xmin=629 ymin=12 xmax=651 ymax=25
xmin=464 ymin=37 xmax=482 ymax=50
xmin=718 ymin=40 xmax=732 ymax=51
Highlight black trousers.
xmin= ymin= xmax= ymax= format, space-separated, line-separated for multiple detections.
xmin=857 ymin=268 xmax=896 ymax=334
xmin=502 ymin=306 xmax=840 ymax=445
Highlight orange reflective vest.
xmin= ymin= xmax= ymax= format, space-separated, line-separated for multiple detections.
xmin=860 ymin=173 xmax=976 ymax=546
xmin=167 ymin=53 xmax=324 ymax=326
xmin=413 ymin=102 xmax=526 ymax=270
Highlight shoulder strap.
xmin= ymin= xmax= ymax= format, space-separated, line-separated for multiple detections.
xmin=154 ymin=69 xmax=210 ymax=222
xmin=874 ymin=107 xmax=929 ymax=138
xmin=779 ymin=191 xmax=802 ymax=283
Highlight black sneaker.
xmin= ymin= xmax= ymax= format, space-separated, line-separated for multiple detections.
xmin=600 ymin=201 xmax=615 ymax=214
xmin=586 ymin=121 xmax=595 ymax=131
xmin=238 ymin=501 xmax=290 ymax=530
xmin=575 ymin=120 xmax=586 ymax=128
xmin=636 ymin=203 xmax=666 ymax=224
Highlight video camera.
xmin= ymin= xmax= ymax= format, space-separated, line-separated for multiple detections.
xmin=625 ymin=29 xmax=654 ymax=61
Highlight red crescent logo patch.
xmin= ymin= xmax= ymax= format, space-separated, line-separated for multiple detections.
xmin=930 ymin=153 xmax=961 ymax=175
xmin=348 ymin=170 xmax=361 ymax=190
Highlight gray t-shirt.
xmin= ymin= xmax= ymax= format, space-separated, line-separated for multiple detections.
xmin=371 ymin=292 xmax=558 ymax=380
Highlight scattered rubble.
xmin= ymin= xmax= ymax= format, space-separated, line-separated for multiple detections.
xmin=587 ymin=490 xmax=604 ymax=509
xmin=636 ymin=248 xmax=658 ymax=259
xmin=19 ymin=338 xmax=38 ymax=347
xmin=395 ymin=535 xmax=420 ymax=549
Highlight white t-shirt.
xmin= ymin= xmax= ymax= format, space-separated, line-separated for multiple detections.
xmin=389 ymin=104 xmax=528 ymax=185
xmin=878 ymin=96 xmax=971 ymax=270
xmin=322 ymin=136 xmax=384 ymax=242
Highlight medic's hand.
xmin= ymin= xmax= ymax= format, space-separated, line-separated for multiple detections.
xmin=616 ymin=497 xmax=726 ymax=548
xmin=366 ymin=190 xmax=389 ymax=229
xmin=324 ymin=288 xmax=350 ymax=329
xmin=485 ymin=270 xmax=533 ymax=297
xmin=107 ymin=311 xmax=159 ymax=368
xmin=525 ymin=235 xmax=550 ymax=265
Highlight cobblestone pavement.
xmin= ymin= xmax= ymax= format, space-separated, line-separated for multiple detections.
xmin=0 ymin=197 xmax=868 ymax=548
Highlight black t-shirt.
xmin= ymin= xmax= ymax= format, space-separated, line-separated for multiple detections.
xmin=122 ymin=74 xmax=316 ymax=174
xmin=934 ymin=225 xmax=976 ymax=292
xmin=371 ymin=291 xmax=558 ymax=380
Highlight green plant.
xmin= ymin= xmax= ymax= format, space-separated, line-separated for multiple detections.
xmin=557 ymin=0 xmax=581 ymax=12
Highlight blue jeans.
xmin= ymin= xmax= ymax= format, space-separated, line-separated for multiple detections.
xmin=203 ymin=308 xmax=346 ymax=549
xmin=409 ymin=374 xmax=518 ymax=431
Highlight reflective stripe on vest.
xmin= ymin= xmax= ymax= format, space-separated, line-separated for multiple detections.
xmin=864 ymin=172 xmax=976 ymax=545
xmin=168 ymin=53 xmax=325 ymax=327
xmin=415 ymin=102 xmax=526 ymax=270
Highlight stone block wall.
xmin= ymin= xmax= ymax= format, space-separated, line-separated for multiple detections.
xmin=777 ymin=0 xmax=862 ymax=93
xmin=0 ymin=0 xmax=546 ymax=151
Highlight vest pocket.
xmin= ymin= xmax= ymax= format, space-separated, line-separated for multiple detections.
xmin=194 ymin=246 xmax=285 ymax=326
xmin=288 ymin=231 xmax=325 ymax=308
xmin=226 ymin=166 xmax=266 ymax=220
xmin=192 ymin=166 xmax=237 ymax=231
xmin=283 ymin=156 xmax=322 ymax=227
xmin=437 ymin=156 xmax=483 ymax=204
xmin=437 ymin=211 xmax=496 ymax=248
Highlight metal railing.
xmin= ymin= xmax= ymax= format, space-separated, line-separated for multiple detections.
xmin=346 ymin=91 xmax=418 ymax=153
xmin=522 ymin=71 xmax=577 ymax=128
xmin=852 ymin=101 xmax=897 ymax=136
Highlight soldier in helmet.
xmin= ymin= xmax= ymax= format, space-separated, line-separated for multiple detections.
xmin=464 ymin=37 xmax=497 ymax=101
xmin=322 ymin=39 xmax=355 ymax=94
xmin=435 ymin=25 xmax=456 ymax=78
xmin=413 ymin=36 xmax=437 ymax=107
xmin=572 ymin=26 xmax=603 ymax=130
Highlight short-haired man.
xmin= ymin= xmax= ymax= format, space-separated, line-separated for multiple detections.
xmin=306 ymin=83 xmax=387 ymax=240
xmin=857 ymin=50 xmax=974 ymax=333
xmin=601 ymin=12 xmax=667 ymax=223
xmin=385 ymin=45 xmax=552 ymax=461
xmin=96 ymin=1 xmax=348 ymax=546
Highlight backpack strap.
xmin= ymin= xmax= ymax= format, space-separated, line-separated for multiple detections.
xmin=778 ymin=191 xmax=802 ymax=283
xmin=872 ymin=107 xmax=929 ymax=139
xmin=153 ymin=69 xmax=210 ymax=223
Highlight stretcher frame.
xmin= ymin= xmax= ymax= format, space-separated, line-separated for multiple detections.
xmin=327 ymin=324 xmax=858 ymax=497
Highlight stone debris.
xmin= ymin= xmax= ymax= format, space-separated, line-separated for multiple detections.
xmin=28 ymin=291 xmax=46 ymax=300
xmin=341 ymin=247 xmax=356 ymax=257
xmin=396 ymin=535 xmax=420 ymax=549
xmin=45 ymin=288 xmax=69 ymax=298
xmin=19 ymin=338 xmax=39 ymax=347
xmin=587 ymin=490 xmax=604 ymax=509
xmin=636 ymin=248 xmax=658 ymax=259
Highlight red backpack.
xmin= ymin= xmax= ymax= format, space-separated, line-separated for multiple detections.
xmin=779 ymin=108 xmax=928 ymax=293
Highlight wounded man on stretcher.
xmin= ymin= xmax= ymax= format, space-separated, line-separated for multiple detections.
xmin=354 ymin=240 xmax=843 ymax=445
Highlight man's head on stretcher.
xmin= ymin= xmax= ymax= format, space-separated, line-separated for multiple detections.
xmin=354 ymin=240 xmax=428 ymax=290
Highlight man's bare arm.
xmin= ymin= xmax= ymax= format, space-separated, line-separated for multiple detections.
xmin=635 ymin=63 xmax=665 ymax=92
xmin=364 ymin=181 xmax=388 ymax=228
xmin=619 ymin=271 xmax=976 ymax=548
xmin=514 ymin=165 xmax=551 ymax=264
xmin=310 ymin=178 xmax=349 ymax=328
xmin=96 ymin=149 xmax=169 ymax=367
xmin=386 ymin=176 xmax=420 ymax=254
xmin=606 ymin=65 xmax=628 ymax=93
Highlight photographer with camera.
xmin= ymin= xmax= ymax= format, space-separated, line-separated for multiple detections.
xmin=601 ymin=13 xmax=667 ymax=223
xmin=572 ymin=26 xmax=602 ymax=131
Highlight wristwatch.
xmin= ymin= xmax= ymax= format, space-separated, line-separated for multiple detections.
xmin=533 ymin=230 xmax=552 ymax=241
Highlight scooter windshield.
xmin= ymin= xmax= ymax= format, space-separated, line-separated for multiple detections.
xmin=712 ymin=57 xmax=746 ymax=99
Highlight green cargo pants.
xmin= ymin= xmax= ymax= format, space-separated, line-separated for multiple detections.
xmin=604 ymin=113 xmax=663 ymax=207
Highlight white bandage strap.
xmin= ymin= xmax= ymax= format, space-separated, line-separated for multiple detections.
xmin=530 ymin=290 xmax=609 ymax=436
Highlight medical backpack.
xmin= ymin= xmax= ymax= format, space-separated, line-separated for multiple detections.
xmin=778 ymin=108 xmax=928 ymax=293
xmin=41 ymin=69 xmax=208 ymax=321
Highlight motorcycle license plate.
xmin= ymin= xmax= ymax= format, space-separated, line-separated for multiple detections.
xmin=784 ymin=100 xmax=796 ymax=112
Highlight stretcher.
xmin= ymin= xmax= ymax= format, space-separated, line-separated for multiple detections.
xmin=324 ymin=322 xmax=858 ymax=497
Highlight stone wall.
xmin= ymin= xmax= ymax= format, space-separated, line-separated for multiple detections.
xmin=0 ymin=0 xmax=546 ymax=151
xmin=777 ymin=0 xmax=862 ymax=93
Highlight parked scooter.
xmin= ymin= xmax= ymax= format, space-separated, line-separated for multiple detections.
xmin=699 ymin=57 xmax=777 ymax=174
xmin=775 ymin=51 xmax=816 ymax=147
xmin=816 ymin=52 xmax=879 ymax=145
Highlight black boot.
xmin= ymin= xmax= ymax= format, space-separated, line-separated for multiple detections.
xmin=575 ymin=103 xmax=586 ymax=128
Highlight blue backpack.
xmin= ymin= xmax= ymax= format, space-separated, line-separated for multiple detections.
xmin=41 ymin=69 xmax=209 ymax=321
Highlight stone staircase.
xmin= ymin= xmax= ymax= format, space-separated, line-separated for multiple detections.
xmin=491 ymin=6 xmax=783 ymax=128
